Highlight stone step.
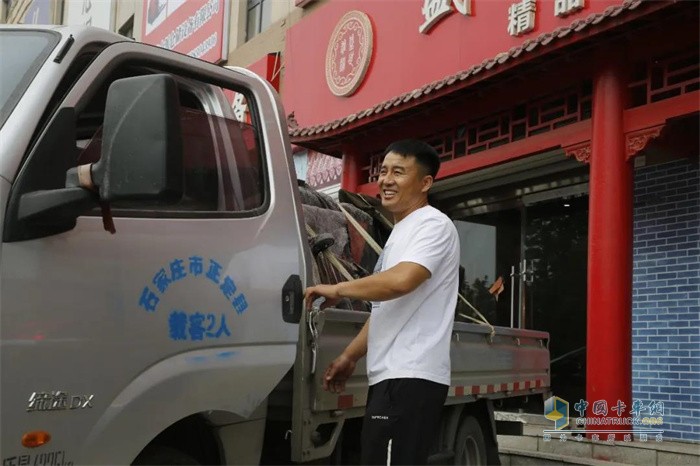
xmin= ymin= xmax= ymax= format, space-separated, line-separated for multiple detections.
xmin=498 ymin=434 xmax=700 ymax=466
xmin=499 ymin=448 xmax=628 ymax=466
xmin=495 ymin=411 xmax=700 ymax=465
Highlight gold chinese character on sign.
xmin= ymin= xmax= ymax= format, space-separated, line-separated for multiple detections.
xmin=555 ymin=0 xmax=585 ymax=17
xmin=231 ymin=93 xmax=248 ymax=123
xmin=420 ymin=0 xmax=452 ymax=33
xmin=508 ymin=0 xmax=537 ymax=37
xmin=419 ymin=0 xmax=472 ymax=34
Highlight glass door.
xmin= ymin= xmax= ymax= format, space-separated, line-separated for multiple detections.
xmin=454 ymin=194 xmax=588 ymax=404
xmin=455 ymin=208 xmax=523 ymax=328
xmin=523 ymin=195 xmax=588 ymax=403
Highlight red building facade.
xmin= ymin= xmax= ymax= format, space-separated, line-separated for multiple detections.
xmin=283 ymin=0 xmax=699 ymax=441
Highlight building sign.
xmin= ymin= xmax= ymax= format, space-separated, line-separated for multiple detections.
xmin=419 ymin=0 xmax=589 ymax=36
xmin=230 ymin=93 xmax=249 ymax=122
xmin=222 ymin=52 xmax=281 ymax=123
xmin=284 ymin=0 xmax=609 ymax=129
xmin=508 ymin=0 xmax=537 ymax=36
xmin=418 ymin=0 xmax=586 ymax=37
xmin=555 ymin=0 xmax=585 ymax=17
xmin=222 ymin=90 xmax=251 ymax=124
xmin=63 ymin=0 xmax=114 ymax=30
xmin=141 ymin=0 xmax=230 ymax=63
xmin=419 ymin=0 xmax=472 ymax=34
xmin=325 ymin=10 xmax=374 ymax=97
xmin=306 ymin=151 xmax=343 ymax=189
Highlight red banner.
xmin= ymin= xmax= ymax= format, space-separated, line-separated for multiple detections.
xmin=141 ymin=0 xmax=229 ymax=63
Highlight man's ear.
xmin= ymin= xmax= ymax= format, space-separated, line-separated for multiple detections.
xmin=421 ymin=175 xmax=434 ymax=193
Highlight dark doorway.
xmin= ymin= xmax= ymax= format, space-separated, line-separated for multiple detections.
xmin=524 ymin=196 xmax=588 ymax=404
xmin=453 ymin=193 xmax=588 ymax=407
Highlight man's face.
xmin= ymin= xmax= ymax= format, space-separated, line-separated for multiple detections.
xmin=377 ymin=151 xmax=432 ymax=215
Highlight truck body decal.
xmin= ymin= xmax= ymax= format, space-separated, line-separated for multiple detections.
xmin=3 ymin=450 xmax=73 ymax=466
xmin=137 ymin=256 xmax=248 ymax=340
xmin=168 ymin=311 xmax=231 ymax=341
xmin=138 ymin=256 xmax=248 ymax=314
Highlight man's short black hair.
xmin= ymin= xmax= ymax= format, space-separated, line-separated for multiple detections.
xmin=384 ymin=139 xmax=440 ymax=178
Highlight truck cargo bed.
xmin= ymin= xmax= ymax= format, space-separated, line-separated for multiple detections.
xmin=309 ymin=309 xmax=550 ymax=413
xmin=287 ymin=308 xmax=550 ymax=461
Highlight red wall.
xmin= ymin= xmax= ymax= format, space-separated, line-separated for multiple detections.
xmin=283 ymin=0 xmax=623 ymax=128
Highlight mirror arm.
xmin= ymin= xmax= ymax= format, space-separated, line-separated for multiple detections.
xmin=66 ymin=164 xmax=116 ymax=234
xmin=66 ymin=163 xmax=96 ymax=190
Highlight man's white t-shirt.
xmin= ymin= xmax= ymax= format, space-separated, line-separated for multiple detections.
xmin=367 ymin=205 xmax=460 ymax=387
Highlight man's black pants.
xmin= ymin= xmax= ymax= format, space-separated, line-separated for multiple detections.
xmin=361 ymin=378 xmax=448 ymax=465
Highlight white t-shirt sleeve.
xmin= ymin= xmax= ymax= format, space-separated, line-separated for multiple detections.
xmin=396 ymin=216 xmax=454 ymax=277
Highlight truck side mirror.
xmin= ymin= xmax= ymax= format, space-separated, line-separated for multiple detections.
xmin=6 ymin=74 xmax=186 ymax=242
xmin=88 ymin=74 xmax=184 ymax=202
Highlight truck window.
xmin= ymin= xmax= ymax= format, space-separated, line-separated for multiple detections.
xmin=0 ymin=30 xmax=59 ymax=129
xmin=75 ymin=72 xmax=266 ymax=217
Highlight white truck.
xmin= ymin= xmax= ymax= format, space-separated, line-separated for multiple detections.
xmin=0 ymin=25 xmax=550 ymax=465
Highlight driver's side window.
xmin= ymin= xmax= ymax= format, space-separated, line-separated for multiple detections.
xmin=75 ymin=70 xmax=266 ymax=217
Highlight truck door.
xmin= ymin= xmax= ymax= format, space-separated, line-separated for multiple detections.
xmin=1 ymin=42 xmax=309 ymax=464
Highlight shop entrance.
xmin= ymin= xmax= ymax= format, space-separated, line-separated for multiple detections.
xmin=438 ymin=157 xmax=589 ymax=406
xmin=455 ymin=195 xmax=587 ymax=404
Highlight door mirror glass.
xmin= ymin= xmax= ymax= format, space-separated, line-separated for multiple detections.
xmin=90 ymin=74 xmax=184 ymax=202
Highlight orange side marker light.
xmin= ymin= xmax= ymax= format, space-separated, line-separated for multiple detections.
xmin=22 ymin=431 xmax=51 ymax=448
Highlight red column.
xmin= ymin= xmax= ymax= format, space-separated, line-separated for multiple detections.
xmin=587 ymin=60 xmax=633 ymax=439
xmin=341 ymin=146 xmax=361 ymax=192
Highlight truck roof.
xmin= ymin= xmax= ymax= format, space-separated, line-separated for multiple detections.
xmin=0 ymin=24 xmax=129 ymax=46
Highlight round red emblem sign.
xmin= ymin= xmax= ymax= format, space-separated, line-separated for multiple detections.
xmin=325 ymin=11 xmax=373 ymax=97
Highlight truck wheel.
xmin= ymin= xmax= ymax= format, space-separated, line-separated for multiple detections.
xmin=454 ymin=416 xmax=487 ymax=465
xmin=132 ymin=445 xmax=200 ymax=465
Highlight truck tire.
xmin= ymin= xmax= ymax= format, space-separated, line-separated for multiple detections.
xmin=132 ymin=445 xmax=200 ymax=465
xmin=454 ymin=416 xmax=487 ymax=465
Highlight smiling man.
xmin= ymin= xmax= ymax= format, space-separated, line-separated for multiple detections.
xmin=304 ymin=139 xmax=460 ymax=465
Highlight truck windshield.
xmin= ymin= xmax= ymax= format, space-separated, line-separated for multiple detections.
xmin=0 ymin=30 xmax=59 ymax=129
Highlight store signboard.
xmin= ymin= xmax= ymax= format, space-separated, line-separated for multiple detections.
xmin=140 ymin=0 xmax=230 ymax=63
xmin=222 ymin=53 xmax=281 ymax=123
xmin=284 ymin=0 xmax=622 ymax=129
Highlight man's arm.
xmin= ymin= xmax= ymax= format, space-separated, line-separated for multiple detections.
xmin=343 ymin=317 xmax=370 ymax=361
xmin=305 ymin=261 xmax=431 ymax=306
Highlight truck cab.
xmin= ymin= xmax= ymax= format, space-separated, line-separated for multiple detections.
xmin=1 ymin=25 xmax=309 ymax=465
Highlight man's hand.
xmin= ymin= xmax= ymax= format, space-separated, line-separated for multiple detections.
xmin=323 ymin=354 xmax=357 ymax=393
xmin=304 ymin=284 xmax=341 ymax=309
